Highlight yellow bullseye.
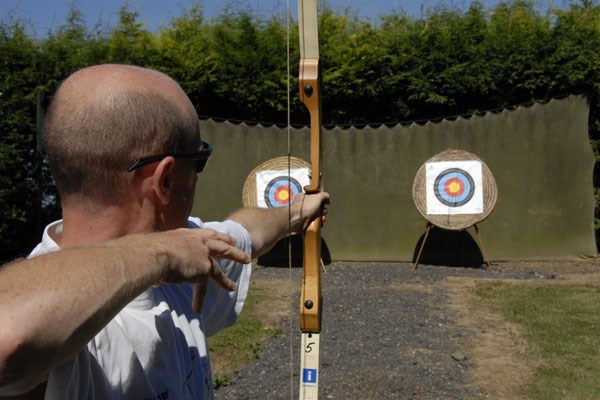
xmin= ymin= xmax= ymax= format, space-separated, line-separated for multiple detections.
xmin=277 ymin=190 xmax=290 ymax=202
xmin=448 ymin=181 xmax=461 ymax=194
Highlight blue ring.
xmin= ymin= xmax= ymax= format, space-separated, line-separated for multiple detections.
xmin=433 ymin=168 xmax=475 ymax=207
xmin=264 ymin=176 xmax=303 ymax=208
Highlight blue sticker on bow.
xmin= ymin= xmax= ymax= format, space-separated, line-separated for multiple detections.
xmin=302 ymin=368 xmax=318 ymax=384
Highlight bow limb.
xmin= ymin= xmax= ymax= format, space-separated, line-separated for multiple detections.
xmin=298 ymin=0 xmax=322 ymax=398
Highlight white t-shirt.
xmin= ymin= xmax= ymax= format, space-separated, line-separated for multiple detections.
xmin=28 ymin=217 xmax=252 ymax=400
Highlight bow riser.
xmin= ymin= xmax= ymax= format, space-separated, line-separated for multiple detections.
xmin=299 ymin=57 xmax=322 ymax=334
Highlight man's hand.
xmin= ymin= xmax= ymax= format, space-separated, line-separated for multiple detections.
xmin=289 ymin=192 xmax=331 ymax=234
xmin=156 ymin=228 xmax=251 ymax=313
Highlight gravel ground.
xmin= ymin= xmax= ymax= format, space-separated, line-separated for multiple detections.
xmin=215 ymin=261 xmax=594 ymax=400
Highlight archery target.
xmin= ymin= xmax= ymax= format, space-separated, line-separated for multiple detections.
xmin=264 ymin=176 xmax=303 ymax=207
xmin=256 ymin=168 xmax=310 ymax=208
xmin=434 ymin=168 xmax=475 ymax=207
xmin=426 ymin=161 xmax=483 ymax=215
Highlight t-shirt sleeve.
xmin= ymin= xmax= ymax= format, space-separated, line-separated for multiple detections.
xmin=187 ymin=218 xmax=252 ymax=336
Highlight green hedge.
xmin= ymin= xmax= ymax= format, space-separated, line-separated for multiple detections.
xmin=1 ymin=0 xmax=599 ymax=260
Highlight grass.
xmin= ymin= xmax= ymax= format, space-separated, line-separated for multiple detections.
xmin=476 ymin=282 xmax=600 ymax=399
xmin=207 ymin=284 xmax=284 ymax=388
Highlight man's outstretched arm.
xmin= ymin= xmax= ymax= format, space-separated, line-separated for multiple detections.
xmin=0 ymin=228 xmax=250 ymax=395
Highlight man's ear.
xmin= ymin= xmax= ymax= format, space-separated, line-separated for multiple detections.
xmin=152 ymin=157 xmax=176 ymax=205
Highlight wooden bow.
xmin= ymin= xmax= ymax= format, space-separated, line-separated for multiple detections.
xmin=297 ymin=0 xmax=323 ymax=398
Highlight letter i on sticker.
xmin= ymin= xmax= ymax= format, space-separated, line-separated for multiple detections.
xmin=302 ymin=368 xmax=318 ymax=384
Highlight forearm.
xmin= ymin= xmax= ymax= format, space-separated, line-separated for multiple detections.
xmin=227 ymin=193 xmax=328 ymax=258
xmin=0 ymin=235 xmax=171 ymax=394
xmin=227 ymin=206 xmax=291 ymax=257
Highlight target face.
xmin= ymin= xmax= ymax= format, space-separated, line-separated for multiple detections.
xmin=425 ymin=160 xmax=483 ymax=215
xmin=264 ymin=176 xmax=303 ymax=208
xmin=433 ymin=168 xmax=475 ymax=207
xmin=256 ymin=167 xmax=310 ymax=208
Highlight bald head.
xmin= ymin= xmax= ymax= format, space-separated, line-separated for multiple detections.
xmin=43 ymin=64 xmax=200 ymax=206
xmin=62 ymin=64 xmax=195 ymax=114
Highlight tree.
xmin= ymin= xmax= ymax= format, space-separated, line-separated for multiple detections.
xmin=108 ymin=6 xmax=157 ymax=66
xmin=154 ymin=3 xmax=219 ymax=114
xmin=0 ymin=21 xmax=40 ymax=259
xmin=208 ymin=10 xmax=289 ymax=123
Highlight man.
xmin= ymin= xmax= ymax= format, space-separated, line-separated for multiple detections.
xmin=0 ymin=64 xmax=329 ymax=399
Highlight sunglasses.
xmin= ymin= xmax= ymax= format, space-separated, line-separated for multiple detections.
xmin=127 ymin=141 xmax=212 ymax=173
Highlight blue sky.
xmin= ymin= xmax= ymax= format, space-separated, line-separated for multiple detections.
xmin=1 ymin=0 xmax=565 ymax=34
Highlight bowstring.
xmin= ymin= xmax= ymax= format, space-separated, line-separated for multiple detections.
xmin=286 ymin=1 xmax=295 ymax=398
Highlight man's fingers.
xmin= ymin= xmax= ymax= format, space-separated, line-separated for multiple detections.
xmin=193 ymin=229 xmax=237 ymax=246
xmin=192 ymin=281 xmax=208 ymax=313
xmin=206 ymin=238 xmax=251 ymax=264
xmin=191 ymin=259 xmax=236 ymax=313
xmin=321 ymin=205 xmax=328 ymax=224
xmin=179 ymin=228 xmax=248 ymax=313
xmin=209 ymin=257 xmax=237 ymax=292
xmin=184 ymin=228 xmax=250 ymax=264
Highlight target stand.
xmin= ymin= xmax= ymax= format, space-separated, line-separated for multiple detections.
xmin=412 ymin=149 xmax=498 ymax=269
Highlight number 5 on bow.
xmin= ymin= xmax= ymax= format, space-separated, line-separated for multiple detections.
xmin=298 ymin=0 xmax=323 ymax=399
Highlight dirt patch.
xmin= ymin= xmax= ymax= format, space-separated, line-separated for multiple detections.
xmin=446 ymin=277 xmax=536 ymax=400
xmin=251 ymin=279 xmax=297 ymax=329
xmin=443 ymin=259 xmax=600 ymax=399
